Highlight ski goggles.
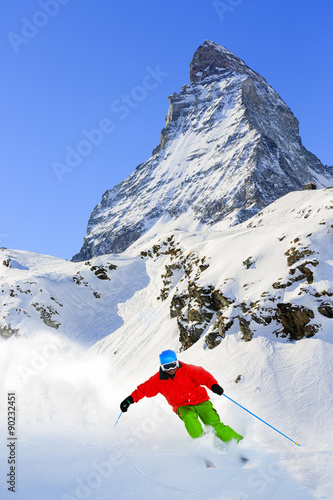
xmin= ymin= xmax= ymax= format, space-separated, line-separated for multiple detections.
xmin=162 ymin=361 xmax=178 ymax=371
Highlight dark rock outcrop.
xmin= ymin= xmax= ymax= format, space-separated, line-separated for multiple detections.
xmin=32 ymin=303 xmax=61 ymax=330
xmin=190 ymin=41 xmax=260 ymax=84
xmin=318 ymin=302 xmax=333 ymax=318
xmin=238 ymin=317 xmax=253 ymax=342
xmin=205 ymin=331 xmax=222 ymax=349
xmin=0 ymin=324 xmax=19 ymax=339
xmin=276 ymin=303 xmax=317 ymax=340
xmin=171 ymin=282 xmax=235 ymax=350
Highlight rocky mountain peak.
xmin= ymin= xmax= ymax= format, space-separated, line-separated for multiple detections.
xmin=190 ymin=40 xmax=260 ymax=84
xmin=72 ymin=41 xmax=333 ymax=262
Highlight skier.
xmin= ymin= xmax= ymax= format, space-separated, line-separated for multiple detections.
xmin=120 ymin=349 xmax=243 ymax=444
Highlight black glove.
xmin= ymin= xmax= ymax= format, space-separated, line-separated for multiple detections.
xmin=120 ymin=396 xmax=134 ymax=413
xmin=211 ymin=384 xmax=224 ymax=395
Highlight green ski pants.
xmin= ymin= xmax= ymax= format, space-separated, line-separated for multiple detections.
xmin=177 ymin=400 xmax=243 ymax=443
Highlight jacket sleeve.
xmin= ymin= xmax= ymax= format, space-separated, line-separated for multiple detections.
xmin=130 ymin=374 xmax=160 ymax=403
xmin=186 ymin=364 xmax=219 ymax=390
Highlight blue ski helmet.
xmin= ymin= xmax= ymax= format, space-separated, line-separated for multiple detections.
xmin=159 ymin=349 xmax=177 ymax=365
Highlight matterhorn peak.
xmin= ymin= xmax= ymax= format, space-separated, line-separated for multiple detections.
xmin=190 ymin=40 xmax=260 ymax=84
xmin=72 ymin=41 xmax=332 ymax=261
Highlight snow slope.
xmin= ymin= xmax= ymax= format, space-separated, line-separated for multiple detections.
xmin=0 ymin=188 xmax=332 ymax=499
xmin=0 ymin=249 xmax=149 ymax=345
xmin=1 ymin=331 xmax=331 ymax=500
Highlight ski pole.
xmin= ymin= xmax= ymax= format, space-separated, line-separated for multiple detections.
xmin=223 ymin=394 xmax=301 ymax=446
xmin=114 ymin=411 xmax=123 ymax=428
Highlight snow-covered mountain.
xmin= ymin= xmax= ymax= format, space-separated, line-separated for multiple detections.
xmin=1 ymin=187 xmax=332 ymax=499
xmin=2 ymin=188 xmax=332 ymax=348
xmin=72 ymin=40 xmax=333 ymax=261
xmin=1 ymin=40 xmax=333 ymax=500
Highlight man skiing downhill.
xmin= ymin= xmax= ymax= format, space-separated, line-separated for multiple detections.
xmin=120 ymin=349 xmax=243 ymax=444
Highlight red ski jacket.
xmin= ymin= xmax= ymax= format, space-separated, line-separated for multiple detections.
xmin=131 ymin=362 xmax=219 ymax=412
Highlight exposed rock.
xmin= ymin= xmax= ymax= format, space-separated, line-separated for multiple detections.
xmin=273 ymin=259 xmax=319 ymax=289
xmin=32 ymin=303 xmax=61 ymax=330
xmin=318 ymin=302 xmax=333 ymax=318
xmin=243 ymin=257 xmax=255 ymax=269
xmin=240 ymin=302 xmax=251 ymax=314
xmin=276 ymin=303 xmax=316 ymax=340
xmin=91 ymin=265 xmax=110 ymax=280
xmin=302 ymin=182 xmax=317 ymax=190
xmin=177 ymin=317 xmax=204 ymax=350
xmin=272 ymin=280 xmax=291 ymax=289
xmin=50 ymin=296 xmax=63 ymax=307
xmin=238 ymin=317 xmax=253 ymax=342
xmin=289 ymin=261 xmax=318 ymax=284
xmin=73 ymin=273 xmax=88 ymax=286
xmin=171 ymin=278 xmax=238 ymax=349
xmin=185 ymin=304 xmax=214 ymax=341
xmin=108 ymin=263 xmax=117 ymax=271
xmin=172 ymin=282 xmax=220 ymax=349
xmin=285 ymin=247 xmax=316 ymax=267
xmin=159 ymin=262 xmax=183 ymax=301
xmin=251 ymin=312 xmax=272 ymax=325
xmin=205 ymin=313 xmax=235 ymax=349
xmin=152 ymin=244 xmax=161 ymax=255
xmin=205 ymin=331 xmax=222 ymax=349
xmin=303 ymin=324 xmax=320 ymax=337
xmin=0 ymin=324 xmax=19 ymax=339
xmin=188 ymin=283 xmax=213 ymax=307
xmin=210 ymin=290 xmax=232 ymax=310
xmin=190 ymin=40 xmax=260 ymax=84
xmin=3 ymin=258 xmax=11 ymax=267
xmin=214 ymin=313 xmax=234 ymax=337
xmin=199 ymin=263 xmax=209 ymax=272
xmin=235 ymin=375 xmax=242 ymax=383
xmin=170 ymin=293 xmax=188 ymax=318
xmin=187 ymin=309 xmax=200 ymax=322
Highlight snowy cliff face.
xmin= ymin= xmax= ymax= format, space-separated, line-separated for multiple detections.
xmin=73 ymin=40 xmax=332 ymax=261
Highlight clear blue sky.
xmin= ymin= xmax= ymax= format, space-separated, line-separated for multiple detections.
xmin=1 ymin=0 xmax=332 ymax=260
